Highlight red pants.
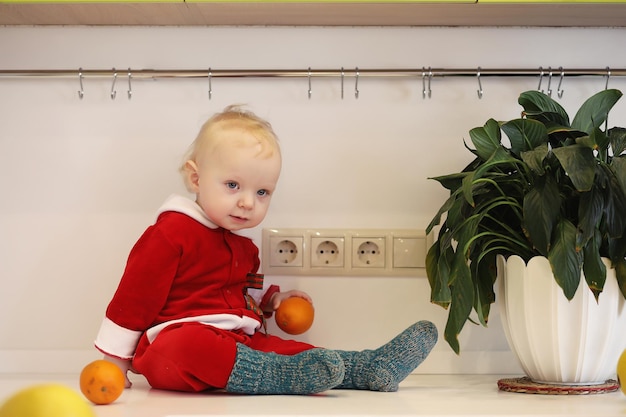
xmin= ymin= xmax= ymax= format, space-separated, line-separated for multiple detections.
xmin=133 ymin=322 xmax=315 ymax=392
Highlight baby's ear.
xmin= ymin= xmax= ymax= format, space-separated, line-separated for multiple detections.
xmin=183 ymin=160 xmax=200 ymax=193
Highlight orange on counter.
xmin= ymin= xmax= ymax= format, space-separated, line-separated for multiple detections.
xmin=275 ymin=297 xmax=315 ymax=335
xmin=79 ymin=359 xmax=125 ymax=405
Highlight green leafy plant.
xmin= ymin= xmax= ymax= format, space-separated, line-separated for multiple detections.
xmin=426 ymin=89 xmax=626 ymax=354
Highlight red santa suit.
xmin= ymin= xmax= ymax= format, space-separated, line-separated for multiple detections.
xmin=95 ymin=194 xmax=314 ymax=392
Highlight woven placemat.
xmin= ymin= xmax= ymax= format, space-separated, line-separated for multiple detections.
xmin=497 ymin=376 xmax=619 ymax=395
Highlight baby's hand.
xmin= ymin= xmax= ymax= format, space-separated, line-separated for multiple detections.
xmin=270 ymin=290 xmax=313 ymax=311
xmin=103 ymin=355 xmax=134 ymax=388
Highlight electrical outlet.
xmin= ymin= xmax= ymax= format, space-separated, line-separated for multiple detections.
xmin=352 ymin=237 xmax=385 ymax=268
xmin=311 ymin=237 xmax=345 ymax=268
xmin=268 ymin=236 xmax=303 ymax=267
xmin=263 ymin=228 xmax=427 ymax=276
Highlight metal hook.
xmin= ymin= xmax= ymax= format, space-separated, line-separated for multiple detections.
xmin=110 ymin=68 xmax=117 ymax=100
xmin=308 ymin=67 xmax=312 ymax=100
xmin=557 ymin=67 xmax=565 ymax=98
xmin=476 ymin=67 xmax=483 ymax=99
xmin=428 ymin=67 xmax=432 ymax=99
xmin=422 ymin=67 xmax=432 ymax=99
xmin=208 ymin=68 xmax=212 ymax=100
xmin=354 ymin=67 xmax=359 ymax=99
xmin=127 ymin=68 xmax=132 ymax=100
xmin=546 ymin=67 xmax=553 ymax=97
xmin=77 ymin=68 xmax=84 ymax=100
xmin=537 ymin=67 xmax=544 ymax=93
xmin=340 ymin=67 xmax=344 ymax=100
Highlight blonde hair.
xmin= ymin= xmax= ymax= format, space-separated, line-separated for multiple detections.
xmin=180 ymin=105 xmax=281 ymax=191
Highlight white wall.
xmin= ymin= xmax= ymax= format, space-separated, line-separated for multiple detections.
xmin=1 ymin=25 xmax=626 ymax=375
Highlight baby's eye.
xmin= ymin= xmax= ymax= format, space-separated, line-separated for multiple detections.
xmin=226 ymin=181 xmax=239 ymax=190
xmin=257 ymin=189 xmax=269 ymax=197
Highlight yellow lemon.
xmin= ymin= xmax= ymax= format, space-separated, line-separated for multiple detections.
xmin=618 ymin=350 xmax=626 ymax=395
xmin=0 ymin=383 xmax=95 ymax=417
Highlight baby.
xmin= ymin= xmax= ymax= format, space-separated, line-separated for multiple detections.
xmin=94 ymin=105 xmax=438 ymax=394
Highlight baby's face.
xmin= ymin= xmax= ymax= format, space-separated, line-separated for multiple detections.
xmin=193 ymin=131 xmax=281 ymax=231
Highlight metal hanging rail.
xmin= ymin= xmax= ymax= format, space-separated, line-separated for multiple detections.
xmin=0 ymin=67 xmax=624 ymax=79
xmin=2 ymin=67 xmax=622 ymax=100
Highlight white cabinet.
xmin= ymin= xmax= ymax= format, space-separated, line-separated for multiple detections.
xmin=0 ymin=1 xmax=625 ymax=26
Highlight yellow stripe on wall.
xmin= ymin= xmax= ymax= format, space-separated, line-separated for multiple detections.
xmin=3 ymin=0 xmax=624 ymax=4
xmin=0 ymin=0 xmax=476 ymax=3
xmin=479 ymin=0 xmax=626 ymax=3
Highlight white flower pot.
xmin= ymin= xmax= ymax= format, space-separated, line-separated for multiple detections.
xmin=496 ymin=255 xmax=626 ymax=385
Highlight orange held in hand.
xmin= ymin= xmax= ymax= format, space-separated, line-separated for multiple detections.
xmin=79 ymin=359 xmax=125 ymax=405
xmin=275 ymin=297 xmax=315 ymax=335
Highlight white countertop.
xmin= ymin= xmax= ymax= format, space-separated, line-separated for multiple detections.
xmin=1 ymin=373 xmax=625 ymax=416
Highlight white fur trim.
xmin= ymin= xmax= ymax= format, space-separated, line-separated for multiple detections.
xmin=94 ymin=318 xmax=143 ymax=359
xmin=145 ymin=314 xmax=261 ymax=343
xmin=156 ymin=194 xmax=218 ymax=229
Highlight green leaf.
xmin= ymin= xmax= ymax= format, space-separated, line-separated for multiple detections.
xmin=523 ymin=174 xmax=561 ymax=256
xmin=446 ymin=194 xmax=474 ymax=242
xmin=611 ymin=156 xmax=626 ymax=201
xmin=426 ymin=187 xmax=463 ymax=234
xmin=468 ymin=147 xmax=523 ymax=207
xmin=469 ymin=119 xmax=502 ymax=162
xmin=577 ymin=184 xmax=605 ymax=250
xmin=443 ymin=255 xmax=474 ymax=355
xmin=518 ymin=90 xmax=570 ymax=126
xmin=455 ymin=215 xmax=481 ymax=258
xmin=576 ymin=130 xmax=598 ymax=149
xmin=552 ymin=144 xmax=596 ymax=191
xmin=520 ymin=144 xmax=548 ymax=175
xmin=501 ymin=118 xmax=548 ymax=155
xmin=548 ymin=218 xmax=583 ymax=300
xmin=429 ymin=171 xmax=468 ymax=193
xmin=426 ymin=239 xmax=452 ymax=308
xmin=592 ymin=128 xmax=610 ymax=153
xmin=582 ymin=229 xmax=606 ymax=301
xmin=461 ymin=171 xmax=478 ymax=208
xmin=473 ymin=251 xmax=497 ymax=326
xmin=608 ymin=235 xmax=626 ymax=264
xmin=571 ymin=89 xmax=622 ymax=134
xmin=603 ymin=167 xmax=626 ymax=238
xmin=610 ymin=127 xmax=626 ymax=156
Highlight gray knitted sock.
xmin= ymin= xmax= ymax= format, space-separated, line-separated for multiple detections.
xmin=225 ymin=344 xmax=345 ymax=395
xmin=334 ymin=320 xmax=437 ymax=391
